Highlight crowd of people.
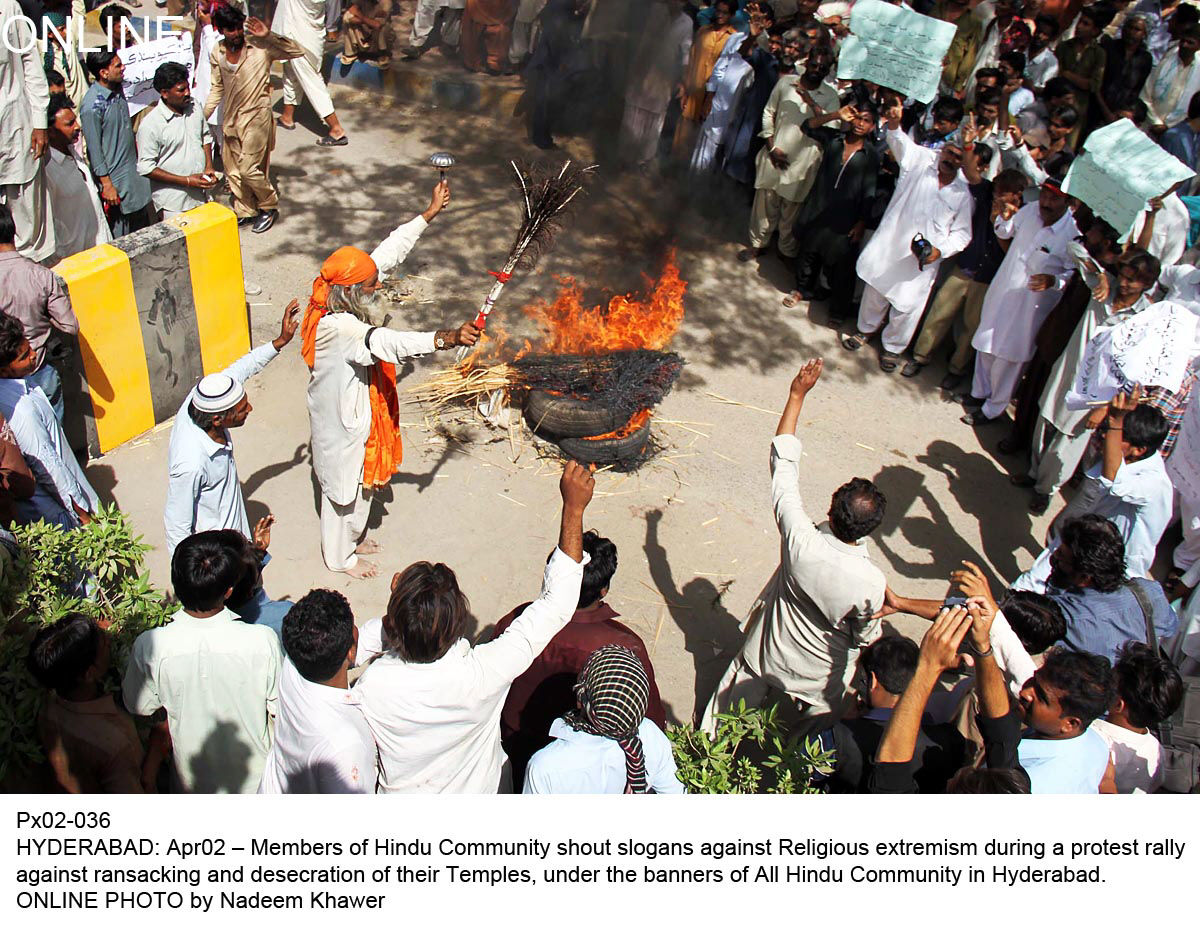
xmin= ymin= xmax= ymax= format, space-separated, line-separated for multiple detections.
xmin=2 ymin=0 xmax=1200 ymax=794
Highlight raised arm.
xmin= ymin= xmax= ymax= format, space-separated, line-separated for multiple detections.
xmin=222 ymin=299 xmax=299 ymax=385
xmin=876 ymin=606 xmax=974 ymax=765
xmin=369 ymin=182 xmax=450 ymax=278
xmin=472 ymin=462 xmax=594 ymax=689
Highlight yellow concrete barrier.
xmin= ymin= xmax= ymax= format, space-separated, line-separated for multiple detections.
xmin=54 ymin=204 xmax=249 ymax=456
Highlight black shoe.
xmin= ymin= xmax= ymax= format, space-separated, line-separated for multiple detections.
xmin=237 ymin=215 xmax=256 ymax=227
xmin=939 ymin=371 xmax=964 ymax=391
xmin=1029 ymin=492 xmax=1052 ymax=515
xmin=996 ymin=436 xmax=1023 ymax=455
xmin=1009 ymin=473 xmax=1036 ymax=487
xmin=401 ymin=45 xmax=422 ymax=60
xmin=901 ymin=360 xmax=924 ymax=378
xmin=960 ymin=409 xmax=995 ymax=426
xmin=251 ymin=210 xmax=278 ymax=234
xmin=952 ymin=392 xmax=984 ymax=408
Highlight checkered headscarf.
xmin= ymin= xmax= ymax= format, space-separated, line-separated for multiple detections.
xmin=565 ymin=645 xmax=651 ymax=793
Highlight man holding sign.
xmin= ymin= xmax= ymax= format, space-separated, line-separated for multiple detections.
xmin=843 ymin=97 xmax=973 ymax=373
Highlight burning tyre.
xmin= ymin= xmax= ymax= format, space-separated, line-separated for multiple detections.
xmin=558 ymin=410 xmax=653 ymax=466
xmin=524 ymin=389 xmax=635 ymax=438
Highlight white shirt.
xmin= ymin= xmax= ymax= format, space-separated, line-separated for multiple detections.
xmin=1016 ymin=452 xmax=1176 ymax=590
xmin=523 ymin=717 xmax=683 ymax=794
xmin=258 ymin=659 xmax=377 ymax=794
xmin=989 ymin=611 xmax=1038 ymax=698
xmin=0 ymin=0 xmax=49 ymax=187
xmin=0 ymin=378 xmax=98 ymax=527
xmin=356 ymin=547 xmax=585 ymax=793
xmin=122 ymin=608 xmax=280 ymax=794
xmin=135 ymin=100 xmax=212 ymax=214
xmin=1141 ymin=43 xmax=1200 ymax=128
xmin=973 ymin=203 xmax=1079 ymax=363
xmin=307 ymin=215 xmax=437 ymax=507
xmin=856 ymin=129 xmax=974 ymax=313
xmin=45 ymin=146 xmax=111 ymax=260
xmin=624 ymin=5 xmax=693 ymax=114
xmin=273 ymin=0 xmax=335 ymax=55
xmin=163 ymin=342 xmax=279 ymax=557
xmin=1157 ymin=262 xmax=1200 ymax=316
xmin=1025 ymin=47 xmax=1059 ymax=89
xmin=1092 ymin=719 xmax=1164 ymax=793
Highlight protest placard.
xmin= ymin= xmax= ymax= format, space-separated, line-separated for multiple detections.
xmin=1062 ymin=118 xmax=1194 ymax=234
xmin=1065 ymin=301 xmax=1199 ymax=410
xmin=835 ymin=0 xmax=956 ymax=104
xmin=119 ymin=31 xmax=193 ymax=117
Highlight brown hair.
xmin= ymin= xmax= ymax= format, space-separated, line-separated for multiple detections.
xmin=383 ymin=562 xmax=470 ymax=663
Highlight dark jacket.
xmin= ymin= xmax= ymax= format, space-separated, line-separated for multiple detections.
xmin=488 ymin=601 xmax=667 ymax=791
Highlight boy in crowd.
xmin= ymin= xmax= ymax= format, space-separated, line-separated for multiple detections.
xmin=27 ymin=614 xmax=169 ymax=793
xmin=1094 ymin=641 xmax=1184 ymax=792
xmin=123 ymin=532 xmax=280 ymax=793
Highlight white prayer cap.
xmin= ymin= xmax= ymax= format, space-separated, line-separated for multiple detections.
xmin=192 ymin=373 xmax=245 ymax=413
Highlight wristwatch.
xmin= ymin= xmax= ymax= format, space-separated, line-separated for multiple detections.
xmin=435 ymin=333 xmax=447 ymax=350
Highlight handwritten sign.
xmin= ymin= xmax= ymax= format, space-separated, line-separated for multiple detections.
xmin=836 ymin=0 xmax=956 ymax=104
xmin=1065 ymin=301 xmax=1199 ymax=410
xmin=1063 ymin=118 xmax=1194 ymax=234
xmin=119 ymin=32 xmax=192 ymax=117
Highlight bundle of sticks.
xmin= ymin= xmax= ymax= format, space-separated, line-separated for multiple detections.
xmin=455 ymin=159 xmax=596 ymax=363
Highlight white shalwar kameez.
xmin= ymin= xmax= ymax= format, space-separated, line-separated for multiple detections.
xmin=0 ymin=1 xmax=54 ymax=263
xmin=411 ymin=0 xmax=466 ymax=48
xmin=690 ymin=34 xmax=752 ymax=175
xmin=273 ymin=0 xmax=337 ymax=120
xmin=1029 ymin=243 xmax=1151 ymax=496
xmin=854 ymin=129 xmax=973 ymax=354
xmin=619 ymin=3 xmax=693 ymax=167
xmin=307 ymin=216 xmax=436 ymax=572
xmin=970 ymin=203 xmax=1079 ymax=419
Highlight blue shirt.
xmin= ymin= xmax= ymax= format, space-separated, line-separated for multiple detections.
xmin=1018 ymin=727 xmax=1110 ymax=793
xmin=1161 ymin=121 xmax=1200 ymax=178
xmin=1046 ymin=579 xmax=1178 ymax=664
xmin=0 ymin=378 xmax=98 ymax=528
xmin=79 ymin=82 xmax=152 ymax=213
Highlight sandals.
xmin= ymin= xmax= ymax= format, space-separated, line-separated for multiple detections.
xmin=842 ymin=332 xmax=868 ymax=351
xmin=879 ymin=354 xmax=900 ymax=373
xmin=782 ymin=291 xmax=805 ymax=309
xmin=317 ymin=134 xmax=349 ymax=147
xmin=276 ymin=118 xmax=295 ymax=130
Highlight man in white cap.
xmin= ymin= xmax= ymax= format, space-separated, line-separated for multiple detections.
xmin=163 ymin=300 xmax=300 ymax=556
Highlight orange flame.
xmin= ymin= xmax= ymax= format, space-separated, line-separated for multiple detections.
xmin=523 ymin=249 xmax=686 ymax=356
xmin=583 ymin=408 xmax=651 ymax=441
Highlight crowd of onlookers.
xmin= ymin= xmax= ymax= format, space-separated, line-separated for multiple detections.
xmin=2 ymin=0 xmax=1200 ymax=794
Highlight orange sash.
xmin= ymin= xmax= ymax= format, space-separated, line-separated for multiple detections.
xmin=303 ymin=247 xmax=404 ymax=489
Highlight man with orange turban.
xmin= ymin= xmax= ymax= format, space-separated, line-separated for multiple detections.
xmin=304 ymin=181 xmax=479 ymax=577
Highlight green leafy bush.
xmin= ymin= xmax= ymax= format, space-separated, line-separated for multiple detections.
xmin=668 ymin=701 xmax=835 ymax=794
xmin=0 ymin=505 xmax=176 ymax=783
